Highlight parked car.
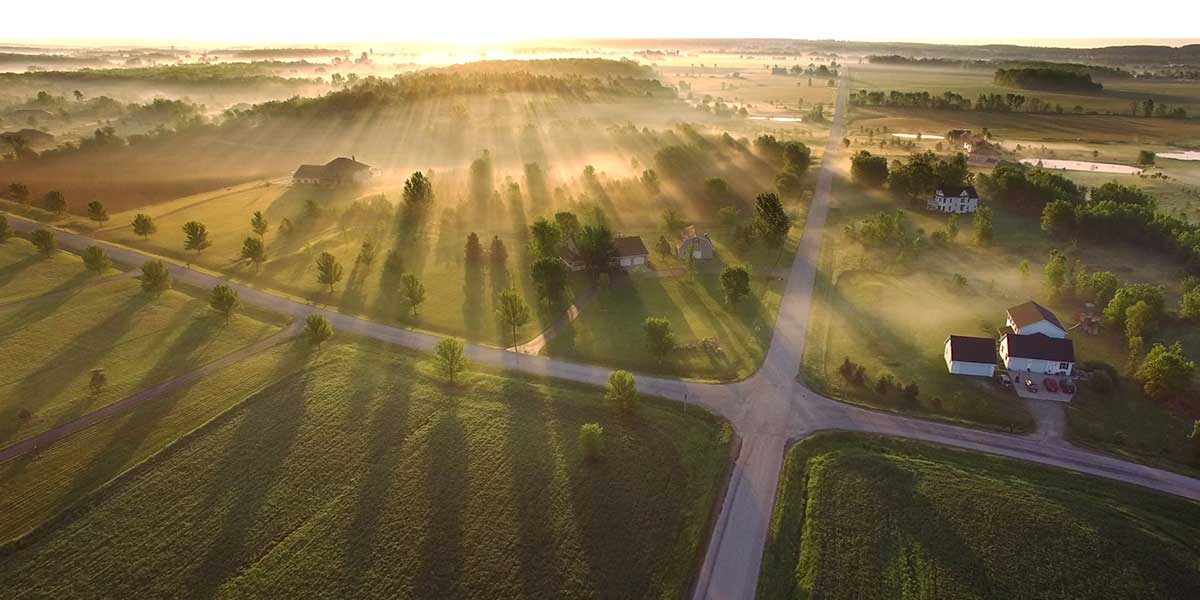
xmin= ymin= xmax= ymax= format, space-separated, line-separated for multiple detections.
xmin=1060 ymin=379 xmax=1076 ymax=394
xmin=1024 ymin=378 xmax=1038 ymax=393
xmin=1043 ymin=378 xmax=1059 ymax=393
xmin=997 ymin=373 xmax=1013 ymax=388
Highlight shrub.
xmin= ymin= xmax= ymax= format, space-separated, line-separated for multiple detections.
xmin=606 ymin=370 xmax=638 ymax=413
xmin=579 ymin=423 xmax=604 ymax=461
xmin=304 ymin=314 xmax=333 ymax=349
xmin=875 ymin=373 xmax=896 ymax=396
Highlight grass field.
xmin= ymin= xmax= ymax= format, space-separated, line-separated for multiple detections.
xmin=0 ymin=339 xmax=732 ymax=599
xmin=0 ymin=276 xmax=279 ymax=445
xmin=0 ymin=236 xmax=114 ymax=303
xmin=758 ymin=433 xmax=1200 ymax=600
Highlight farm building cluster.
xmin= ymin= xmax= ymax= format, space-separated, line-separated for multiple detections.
xmin=944 ymin=301 xmax=1078 ymax=400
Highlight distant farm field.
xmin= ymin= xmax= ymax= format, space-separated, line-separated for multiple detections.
xmin=758 ymin=433 xmax=1200 ymax=600
xmin=0 ymin=340 xmax=732 ymax=599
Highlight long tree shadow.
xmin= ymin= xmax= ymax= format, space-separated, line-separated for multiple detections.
xmin=0 ymin=270 xmax=100 ymax=348
xmin=186 ymin=349 xmax=314 ymax=599
xmin=342 ymin=347 xmax=416 ymax=587
xmin=501 ymin=378 xmax=563 ymax=595
xmin=413 ymin=404 xmax=467 ymax=598
xmin=0 ymin=292 xmax=149 ymax=443
xmin=462 ymin=262 xmax=485 ymax=338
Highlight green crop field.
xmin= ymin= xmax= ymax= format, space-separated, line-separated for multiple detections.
xmin=0 ymin=340 xmax=732 ymax=599
xmin=0 ymin=236 xmax=114 ymax=303
xmin=0 ymin=342 xmax=313 ymax=543
xmin=0 ymin=276 xmax=278 ymax=445
xmin=758 ymin=433 xmax=1200 ymax=600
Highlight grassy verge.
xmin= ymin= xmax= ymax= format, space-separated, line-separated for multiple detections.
xmin=0 ymin=277 xmax=279 ymax=445
xmin=758 ymin=433 xmax=1200 ymax=600
xmin=0 ymin=237 xmax=115 ymax=303
xmin=0 ymin=339 xmax=732 ymax=599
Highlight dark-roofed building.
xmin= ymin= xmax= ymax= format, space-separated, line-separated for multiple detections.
xmin=1006 ymin=300 xmax=1067 ymax=339
xmin=678 ymin=225 xmax=715 ymax=261
xmin=927 ymin=184 xmax=979 ymax=214
xmin=613 ymin=235 xmax=648 ymax=268
xmin=943 ymin=335 xmax=997 ymax=377
xmin=1 ymin=128 xmax=55 ymax=147
xmin=1000 ymin=332 xmax=1075 ymax=376
xmin=292 ymin=156 xmax=373 ymax=187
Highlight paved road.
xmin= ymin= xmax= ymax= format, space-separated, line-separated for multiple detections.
xmin=6 ymin=74 xmax=1200 ymax=600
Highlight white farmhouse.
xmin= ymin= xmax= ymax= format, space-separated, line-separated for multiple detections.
xmin=1006 ymin=301 xmax=1068 ymax=339
xmin=1000 ymin=332 xmax=1075 ymax=376
xmin=927 ymin=185 xmax=979 ymax=214
xmin=943 ymin=335 xmax=997 ymax=377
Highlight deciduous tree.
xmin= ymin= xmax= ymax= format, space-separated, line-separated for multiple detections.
xmin=401 ymin=273 xmax=425 ymax=316
xmin=753 ymin=192 xmax=791 ymax=263
xmin=86 ymin=200 xmax=108 ymax=223
xmin=496 ymin=288 xmax=531 ymax=348
xmin=0 ymin=214 xmax=10 ymax=242
xmin=315 ymin=252 xmax=343 ymax=293
xmin=435 ymin=337 xmax=467 ymax=383
xmin=605 ymin=370 xmax=638 ymax=413
xmin=182 ymin=221 xmax=211 ymax=255
xmin=304 ymin=314 xmax=333 ymax=349
xmin=1135 ymin=342 xmax=1195 ymax=401
xmin=140 ymin=259 xmax=171 ymax=297
xmin=465 ymin=232 xmax=484 ymax=263
xmin=82 ymin=245 xmax=110 ymax=274
xmin=132 ymin=213 xmax=156 ymax=239
xmin=490 ymin=236 xmax=507 ymax=265
xmin=209 ymin=284 xmax=240 ymax=322
xmin=531 ymin=256 xmax=570 ymax=306
xmin=42 ymin=190 xmax=66 ymax=214
xmin=30 ymin=229 xmax=56 ymax=255
xmin=240 ymin=237 xmax=266 ymax=269
xmin=643 ymin=317 xmax=675 ymax=364
xmin=250 ymin=210 xmax=268 ymax=238
xmin=721 ymin=265 xmax=752 ymax=304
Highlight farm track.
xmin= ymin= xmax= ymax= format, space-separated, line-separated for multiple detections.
xmin=6 ymin=74 xmax=1200 ymax=600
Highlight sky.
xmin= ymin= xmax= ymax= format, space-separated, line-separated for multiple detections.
xmin=4 ymin=0 xmax=1199 ymax=46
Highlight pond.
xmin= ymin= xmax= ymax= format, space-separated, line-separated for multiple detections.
xmin=1019 ymin=158 xmax=1143 ymax=175
xmin=1159 ymin=151 xmax=1200 ymax=161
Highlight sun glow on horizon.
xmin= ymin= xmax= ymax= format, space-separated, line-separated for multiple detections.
xmin=4 ymin=0 xmax=1199 ymax=46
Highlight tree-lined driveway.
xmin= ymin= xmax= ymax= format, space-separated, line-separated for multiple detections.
xmin=7 ymin=74 xmax=1200 ymax=600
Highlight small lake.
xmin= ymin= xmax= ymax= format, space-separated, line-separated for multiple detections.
xmin=1020 ymin=158 xmax=1143 ymax=175
xmin=1159 ymin=151 xmax=1200 ymax=161
xmin=749 ymin=116 xmax=803 ymax=122
xmin=891 ymin=133 xmax=944 ymax=140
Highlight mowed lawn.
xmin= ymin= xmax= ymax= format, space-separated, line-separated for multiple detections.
xmin=0 ymin=341 xmax=732 ymax=599
xmin=0 ymin=277 xmax=278 ymax=445
xmin=0 ymin=237 xmax=113 ymax=303
xmin=758 ymin=433 xmax=1200 ymax=600
xmin=547 ymin=271 xmax=785 ymax=381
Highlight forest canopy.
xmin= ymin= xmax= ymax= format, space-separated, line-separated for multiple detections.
xmin=993 ymin=68 xmax=1103 ymax=92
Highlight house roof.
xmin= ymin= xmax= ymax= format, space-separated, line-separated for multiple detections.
xmin=946 ymin=335 xmax=997 ymax=364
xmin=293 ymin=164 xmax=326 ymax=179
xmin=1003 ymin=333 xmax=1075 ymax=363
xmin=614 ymin=235 xmax=648 ymax=257
xmin=680 ymin=224 xmax=698 ymax=240
xmin=1007 ymin=300 xmax=1065 ymax=331
xmin=936 ymin=184 xmax=978 ymax=198
xmin=323 ymin=156 xmax=371 ymax=174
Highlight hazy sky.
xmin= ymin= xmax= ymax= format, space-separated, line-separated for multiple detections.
xmin=5 ymin=0 xmax=1198 ymax=45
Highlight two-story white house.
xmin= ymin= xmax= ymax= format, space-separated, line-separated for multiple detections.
xmin=1006 ymin=301 xmax=1068 ymax=339
xmin=927 ymin=185 xmax=980 ymax=214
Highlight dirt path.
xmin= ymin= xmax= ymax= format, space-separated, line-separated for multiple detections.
xmin=0 ymin=321 xmax=301 ymax=464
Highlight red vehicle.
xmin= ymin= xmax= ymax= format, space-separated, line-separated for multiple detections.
xmin=1060 ymin=379 xmax=1076 ymax=394
xmin=1043 ymin=378 xmax=1059 ymax=393
xmin=1024 ymin=378 xmax=1038 ymax=393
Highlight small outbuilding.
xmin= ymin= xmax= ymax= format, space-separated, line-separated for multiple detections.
xmin=943 ymin=335 xmax=997 ymax=377
xmin=678 ymin=225 xmax=715 ymax=260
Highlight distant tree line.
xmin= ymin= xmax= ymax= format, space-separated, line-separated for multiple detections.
xmin=993 ymin=68 xmax=1102 ymax=92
